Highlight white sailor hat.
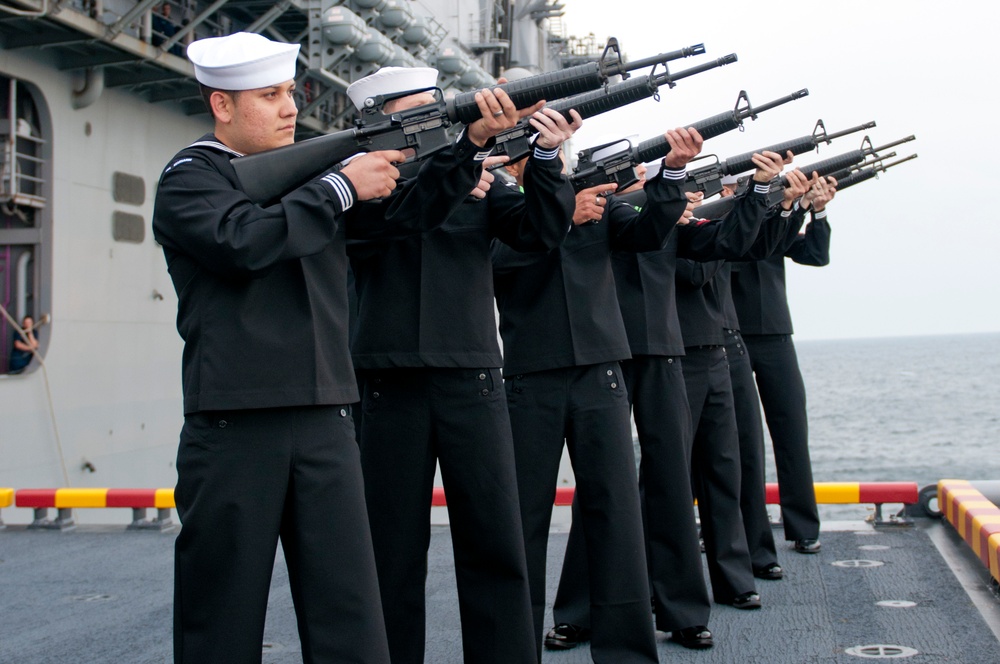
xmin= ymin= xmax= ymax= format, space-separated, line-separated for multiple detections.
xmin=501 ymin=66 xmax=534 ymax=82
xmin=187 ymin=32 xmax=300 ymax=90
xmin=721 ymin=174 xmax=739 ymax=186
xmin=588 ymin=134 xmax=639 ymax=162
xmin=346 ymin=66 xmax=439 ymax=111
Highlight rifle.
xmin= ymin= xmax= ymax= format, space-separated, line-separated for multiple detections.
xmin=491 ymin=53 xmax=738 ymax=164
xmin=684 ymin=119 xmax=876 ymax=197
xmin=834 ymin=153 xmax=918 ymax=190
xmin=791 ymin=135 xmax=915 ymax=186
xmin=826 ymin=152 xmax=897 ymax=184
xmin=232 ymin=38 xmax=706 ymax=204
xmin=694 ymin=135 xmax=917 ymax=218
xmin=568 ymin=88 xmax=809 ymax=193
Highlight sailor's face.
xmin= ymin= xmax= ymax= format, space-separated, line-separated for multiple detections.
xmin=230 ymin=80 xmax=298 ymax=153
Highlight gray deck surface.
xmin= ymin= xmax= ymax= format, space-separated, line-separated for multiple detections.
xmin=1 ymin=520 xmax=998 ymax=663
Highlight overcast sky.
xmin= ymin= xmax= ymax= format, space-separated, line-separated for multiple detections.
xmin=557 ymin=0 xmax=999 ymax=341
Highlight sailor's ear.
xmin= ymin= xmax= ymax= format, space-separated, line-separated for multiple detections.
xmin=210 ymin=90 xmax=236 ymax=124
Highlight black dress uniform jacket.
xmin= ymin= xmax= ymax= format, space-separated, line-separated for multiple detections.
xmin=349 ymin=146 xmax=572 ymax=369
xmin=153 ymin=132 xmax=456 ymax=413
xmin=493 ymin=169 xmax=689 ymax=374
xmin=731 ymin=209 xmax=831 ymax=334
xmin=612 ymin=185 xmax=775 ymax=355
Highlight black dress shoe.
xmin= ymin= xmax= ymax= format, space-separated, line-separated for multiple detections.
xmin=754 ymin=562 xmax=784 ymax=580
xmin=544 ymin=623 xmax=591 ymax=650
xmin=731 ymin=591 xmax=762 ymax=610
xmin=671 ymin=626 xmax=714 ymax=649
xmin=794 ymin=538 xmax=822 ymax=554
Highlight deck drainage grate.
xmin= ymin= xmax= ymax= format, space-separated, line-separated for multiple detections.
xmin=70 ymin=594 xmax=113 ymax=602
xmin=832 ymin=559 xmax=885 ymax=568
xmin=876 ymin=600 xmax=917 ymax=608
xmin=262 ymin=642 xmax=286 ymax=653
xmin=859 ymin=544 xmax=890 ymax=551
xmin=845 ymin=644 xmax=919 ymax=658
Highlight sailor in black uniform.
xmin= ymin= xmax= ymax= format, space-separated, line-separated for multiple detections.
xmin=153 ymin=32 xmax=415 ymax=664
xmin=712 ymin=170 xmax=814 ymax=579
xmin=542 ymin=155 xmax=795 ymax=651
xmin=731 ymin=175 xmax=836 ymax=554
xmin=673 ymin=151 xmax=792 ymax=612
xmin=345 ymin=66 xmax=582 ymax=664
xmin=493 ymin=128 xmax=701 ymax=663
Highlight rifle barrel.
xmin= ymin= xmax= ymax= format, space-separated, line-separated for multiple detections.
xmin=823 ymin=121 xmax=877 ymax=143
xmin=881 ymin=153 xmax=918 ymax=170
xmin=654 ymin=53 xmax=738 ymax=85
xmin=748 ymin=88 xmax=809 ymax=116
xmin=871 ymin=135 xmax=916 ymax=153
xmin=610 ymin=43 xmax=706 ymax=75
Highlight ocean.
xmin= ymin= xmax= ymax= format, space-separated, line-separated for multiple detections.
xmin=772 ymin=331 xmax=1000 ymax=520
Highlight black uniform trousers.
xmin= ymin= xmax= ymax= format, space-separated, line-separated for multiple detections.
xmin=174 ymin=405 xmax=389 ymax=664
xmin=505 ymin=362 xmax=658 ymax=663
xmin=358 ymin=367 xmax=536 ymax=664
xmin=742 ymin=334 xmax=820 ymax=541
xmin=551 ymin=356 xmax=711 ymax=633
xmin=725 ymin=329 xmax=779 ymax=569
xmin=681 ymin=346 xmax=757 ymax=603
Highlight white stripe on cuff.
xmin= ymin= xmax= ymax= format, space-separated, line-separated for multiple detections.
xmin=753 ymin=183 xmax=770 ymax=195
xmin=661 ymin=167 xmax=687 ymax=181
xmin=533 ymin=146 xmax=560 ymax=160
xmin=321 ymin=173 xmax=354 ymax=211
xmin=813 ymin=208 xmax=828 ymax=219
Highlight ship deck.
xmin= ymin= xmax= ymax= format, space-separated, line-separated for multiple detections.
xmin=2 ymin=519 xmax=999 ymax=663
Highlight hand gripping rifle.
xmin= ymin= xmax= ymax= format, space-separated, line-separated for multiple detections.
xmin=568 ymin=88 xmax=809 ymax=193
xmin=693 ymin=135 xmax=917 ymax=218
xmin=684 ymin=119 xmax=877 ymax=197
xmin=491 ymin=53 xmax=738 ymax=165
xmin=833 ymin=153 xmax=918 ymax=190
xmin=232 ymin=38 xmax=706 ymax=205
